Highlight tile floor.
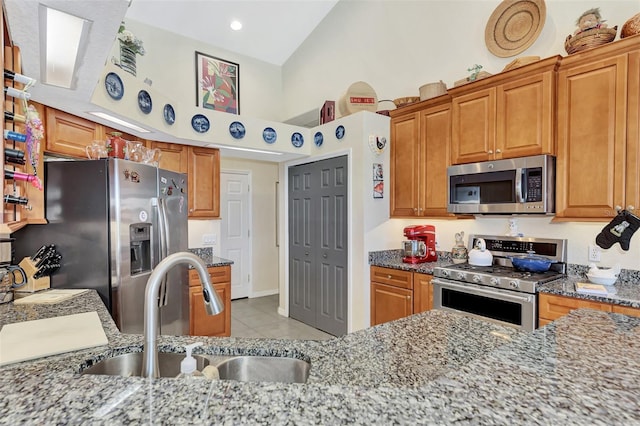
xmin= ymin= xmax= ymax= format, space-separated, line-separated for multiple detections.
xmin=231 ymin=294 xmax=333 ymax=340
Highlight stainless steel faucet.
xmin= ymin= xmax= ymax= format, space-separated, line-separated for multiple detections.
xmin=142 ymin=251 xmax=224 ymax=378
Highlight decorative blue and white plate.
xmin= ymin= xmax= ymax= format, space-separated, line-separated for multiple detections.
xmin=335 ymin=125 xmax=345 ymax=140
xmin=104 ymin=72 xmax=124 ymax=100
xmin=163 ymin=104 xmax=175 ymax=125
xmin=138 ymin=90 xmax=152 ymax=114
xmin=291 ymin=132 xmax=304 ymax=148
xmin=229 ymin=121 xmax=246 ymax=139
xmin=263 ymin=127 xmax=277 ymax=144
xmin=191 ymin=114 xmax=210 ymax=133
xmin=314 ymin=131 xmax=323 ymax=147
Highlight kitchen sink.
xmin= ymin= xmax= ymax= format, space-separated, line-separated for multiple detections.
xmin=214 ymin=356 xmax=310 ymax=383
xmin=82 ymin=352 xmax=210 ymax=378
xmin=82 ymin=352 xmax=310 ymax=383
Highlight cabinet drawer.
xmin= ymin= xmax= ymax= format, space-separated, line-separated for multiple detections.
xmin=370 ymin=266 xmax=413 ymax=289
xmin=612 ymin=305 xmax=640 ymax=318
xmin=189 ymin=265 xmax=231 ymax=286
xmin=538 ymin=293 xmax=612 ymax=321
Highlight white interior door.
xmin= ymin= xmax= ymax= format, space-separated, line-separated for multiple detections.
xmin=221 ymin=171 xmax=251 ymax=299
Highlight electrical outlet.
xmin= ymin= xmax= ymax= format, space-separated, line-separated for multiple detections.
xmin=588 ymin=244 xmax=601 ymax=262
xmin=202 ymin=233 xmax=216 ymax=246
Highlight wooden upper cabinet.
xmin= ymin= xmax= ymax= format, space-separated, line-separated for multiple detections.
xmin=555 ymin=48 xmax=632 ymax=219
xmin=390 ymin=111 xmax=420 ymax=217
xmin=496 ymin=71 xmax=555 ymax=158
xmin=150 ymin=141 xmax=188 ymax=173
xmin=45 ymin=108 xmax=104 ymax=158
xmin=450 ymin=56 xmax=558 ymax=165
xmin=187 ymin=146 xmax=220 ymax=218
xmin=451 ymin=87 xmax=496 ymax=164
xmin=389 ymin=96 xmax=453 ymax=218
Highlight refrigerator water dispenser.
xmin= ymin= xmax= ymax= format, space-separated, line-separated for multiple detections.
xmin=130 ymin=224 xmax=151 ymax=275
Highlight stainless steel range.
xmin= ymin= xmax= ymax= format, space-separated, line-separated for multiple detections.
xmin=432 ymin=235 xmax=567 ymax=331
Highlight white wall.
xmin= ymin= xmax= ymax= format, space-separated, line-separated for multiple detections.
xmin=109 ymin=19 xmax=284 ymax=122
xmin=282 ymin=0 xmax=640 ymax=273
xmin=282 ymin=0 xmax=637 ymax=118
xmin=278 ymin=111 xmax=391 ymax=331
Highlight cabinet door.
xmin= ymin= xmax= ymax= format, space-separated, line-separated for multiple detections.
xmin=413 ymin=272 xmax=432 ymax=313
xmin=189 ymin=282 xmax=230 ymax=336
xmin=496 ymin=71 xmax=555 ymax=159
xmin=538 ymin=293 xmax=612 ymax=322
xmin=626 ymin=51 xmax=640 ymax=214
xmin=151 ymin=141 xmax=188 ymax=173
xmin=187 ymin=146 xmax=220 ymax=218
xmin=421 ymin=103 xmax=452 ymax=216
xmin=555 ymin=55 xmax=628 ymax=219
xmin=451 ymin=88 xmax=496 ymax=164
xmin=45 ymin=108 xmax=104 ymax=158
xmin=390 ymin=112 xmax=421 ymax=217
xmin=370 ymin=282 xmax=413 ymax=326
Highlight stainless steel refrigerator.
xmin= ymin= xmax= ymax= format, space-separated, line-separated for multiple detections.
xmin=14 ymin=158 xmax=189 ymax=335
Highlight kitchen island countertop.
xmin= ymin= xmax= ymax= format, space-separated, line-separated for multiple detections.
xmin=1 ymin=290 xmax=639 ymax=424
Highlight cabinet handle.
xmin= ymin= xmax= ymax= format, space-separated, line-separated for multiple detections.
xmin=413 ymin=208 xmax=417 ymax=212
xmin=615 ymin=205 xmax=623 ymax=213
xmin=628 ymin=205 xmax=635 ymax=212
xmin=406 ymin=295 xmax=411 ymax=300
xmin=495 ymin=149 xmax=501 ymax=154
xmin=487 ymin=150 xmax=493 ymax=154
xmin=305 ymin=252 xmax=309 ymax=256
xmin=387 ymin=275 xmax=392 ymax=279
xmin=323 ymin=253 xmax=327 ymax=258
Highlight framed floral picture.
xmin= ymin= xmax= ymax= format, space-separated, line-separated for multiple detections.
xmin=195 ymin=51 xmax=239 ymax=114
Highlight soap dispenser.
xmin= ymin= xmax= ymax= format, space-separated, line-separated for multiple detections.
xmin=177 ymin=342 xmax=204 ymax=379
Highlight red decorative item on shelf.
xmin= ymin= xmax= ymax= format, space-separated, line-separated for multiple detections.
xmin=107 ymin=132 xmax=126 ymax=159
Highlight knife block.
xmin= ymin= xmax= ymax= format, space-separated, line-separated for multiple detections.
xmin=17 ymin=258 xmax=50 ymax=293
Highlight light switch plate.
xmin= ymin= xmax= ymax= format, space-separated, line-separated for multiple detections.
xmin=202 ymin=233 xmax=216 ymax=246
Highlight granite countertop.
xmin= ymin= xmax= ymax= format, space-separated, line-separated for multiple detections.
xmin=188 ymin=247 xmax=233 ymax=268
xmin=1 ymin=290 xmax=640 ymax=423
xmin=538 ymin=276 xmax=640 ymax=308
xmin=370 ymin=249 xmax=640 ymax=309
xmin=368 ymin=249 xmax=453 ymax=274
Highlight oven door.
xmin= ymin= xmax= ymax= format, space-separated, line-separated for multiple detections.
xmin=432 ymin=278 xmax=537 ymax=332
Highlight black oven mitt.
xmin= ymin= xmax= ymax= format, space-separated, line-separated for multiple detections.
xmin=596 ymin=210 xmax=640 ymax=251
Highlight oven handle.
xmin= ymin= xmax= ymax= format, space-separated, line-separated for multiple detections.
xmin=432 ymin=278 xmax=534 ymax=304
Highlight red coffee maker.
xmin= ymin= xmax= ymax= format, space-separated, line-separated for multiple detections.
xmin=402 ymin=225 xmax=437 ymax=264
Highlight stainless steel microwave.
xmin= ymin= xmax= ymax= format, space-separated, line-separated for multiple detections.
xmin=447 ymin=155 xmax=555 ymax=214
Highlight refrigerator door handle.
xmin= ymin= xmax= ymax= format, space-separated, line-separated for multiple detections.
xmin=158 ymin=197 xmax=171 ymax=307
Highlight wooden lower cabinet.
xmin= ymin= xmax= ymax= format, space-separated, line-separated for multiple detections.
xmin=538 ymin=293 xmax=640 ymax=326
xmin=188 ymin=265 xmax=231 ymax=336
xmin=370 ymin=266 xmax=433 ymax=326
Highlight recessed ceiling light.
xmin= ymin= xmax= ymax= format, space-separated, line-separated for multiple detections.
xmin=230 ymin=20 xmax=242 ymax=31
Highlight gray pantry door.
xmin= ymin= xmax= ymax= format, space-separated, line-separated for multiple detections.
xmin=288 ymin=155 xmax=348 ymax=336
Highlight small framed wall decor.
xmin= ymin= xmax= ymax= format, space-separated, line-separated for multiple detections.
xmin=195 ymin=51 xmax=239 ymax=114
xmin=373 ymin=163 xmax=384 ymax=199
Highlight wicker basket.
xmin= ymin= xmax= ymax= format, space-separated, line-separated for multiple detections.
xmin=393 ymin=97 xmax=420 ymax=108
xmin=621 ymin=13 xmax=640 ymax=38
xmin=565 ymin=26 xmax=618 ymax=54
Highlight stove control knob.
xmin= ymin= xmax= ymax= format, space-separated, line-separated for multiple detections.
xmin=457 ymin=272 xmax=466 ymax=280
xmin=509 ymin=280 xmax=519 ymax=289
xmin=472 ymin=274 xmax=482 ymax=283
xmin=490 ymin=277 xmax=500 ymax=286
xmin=441 ymin=270 xmax=450 ymax=278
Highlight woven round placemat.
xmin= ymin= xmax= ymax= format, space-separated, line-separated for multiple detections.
xmin=485 ymin=0 xmax=547 ymax=58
